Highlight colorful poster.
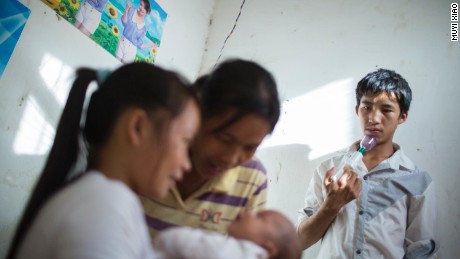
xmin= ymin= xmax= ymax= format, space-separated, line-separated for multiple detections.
xmin=41 ymin=0 xmax=167 ymax=64
xmin=0 ymin=0 xmax=31 ymax=78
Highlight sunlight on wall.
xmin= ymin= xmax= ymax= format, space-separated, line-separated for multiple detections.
xmin=39 ymin=53 xmax=74 ymax=106
xmin=12 ymin=97 xmax=54 ymax=155
xmin=260 ymin=78 xmax=359 ymax=160
xmin=12 ymin=53 xmax=73 ymax=155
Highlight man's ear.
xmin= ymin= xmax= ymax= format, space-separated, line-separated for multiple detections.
xmin=355 ymin=105 xmax=359 ymax=115
xmin=262 ymin=241 xmax=278 ymax=258
xmin=398 ymin=112 xmax=408 ymax=125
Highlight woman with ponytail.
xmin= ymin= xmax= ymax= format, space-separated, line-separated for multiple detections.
xmin=7 ymin=62 xmax=200 ymax=259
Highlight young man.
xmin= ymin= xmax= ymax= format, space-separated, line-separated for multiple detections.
xmin=297 ymin=69 xmax=438 ymax=258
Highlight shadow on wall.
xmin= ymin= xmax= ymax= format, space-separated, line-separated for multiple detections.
xmin=256 ymin=143 xmax=341 ymax=259
xmin=257 ymin=144 xmax=314 ymax=217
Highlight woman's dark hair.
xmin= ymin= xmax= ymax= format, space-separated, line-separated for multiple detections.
xmin=7 ymin=62 xmax=195 ymax=259
xmin=194 ymin=59 xmax=280 ymax=133
xmin=141 ymin=0 xmax=151 ymax=14
xmin=356 ymin=68 xmax=412 ymax=115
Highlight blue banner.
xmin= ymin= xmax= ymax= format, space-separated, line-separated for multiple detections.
xmin=0 ymin=0 xmax=31 ymax=78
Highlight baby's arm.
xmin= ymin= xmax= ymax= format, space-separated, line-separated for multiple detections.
xmin=154 ymin=227 xmax=222 ymax=258
xmin=153 ymin=227 xmax=268 ymax=259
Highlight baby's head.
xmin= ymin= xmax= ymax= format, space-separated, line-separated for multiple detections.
xmin=227 ymin=209 xmax=301 ymax=259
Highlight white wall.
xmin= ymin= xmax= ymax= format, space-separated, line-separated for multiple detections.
xmin=2 ymin=0 xmax=460 ymax=258
xmin=202 ymin=0 xmax=460 ymax=258
xmin=0 ymin=0 xmax=213 ymax=257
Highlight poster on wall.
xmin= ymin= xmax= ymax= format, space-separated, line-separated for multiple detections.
xmin=41 ymin=0 xmax=167 ymax=64
xmin=0 ymin=0 xmax=31 ymax=79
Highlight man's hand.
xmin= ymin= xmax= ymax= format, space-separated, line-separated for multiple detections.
xmin=323 ymin=166 xmax=362 ymax=212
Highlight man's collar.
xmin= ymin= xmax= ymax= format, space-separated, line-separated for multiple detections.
xmin=348 ymin=141 xmax=415 ymax=171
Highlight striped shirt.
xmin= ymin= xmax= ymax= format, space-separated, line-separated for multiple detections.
xmin=140 ymin=158 xmax=268 ymax=239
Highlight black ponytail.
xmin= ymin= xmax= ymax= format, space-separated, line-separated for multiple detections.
xmin=6 ymin=69 xmax=97 ymax=259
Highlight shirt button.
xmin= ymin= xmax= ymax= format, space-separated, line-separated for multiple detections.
xmin=363 ymin=176 xmax=368 ymax=180
xmin=356 ymin=250 xmax=362 ymax=254
xmin=359 ymin=210 xmax=364 ymax=215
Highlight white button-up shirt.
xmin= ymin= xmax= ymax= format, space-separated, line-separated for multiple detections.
xmin=298 ymin=143 xmax=438 ymax=259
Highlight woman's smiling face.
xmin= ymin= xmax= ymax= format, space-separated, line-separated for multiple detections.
xmin=190 ymin=110 xmax=270 ymax=181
